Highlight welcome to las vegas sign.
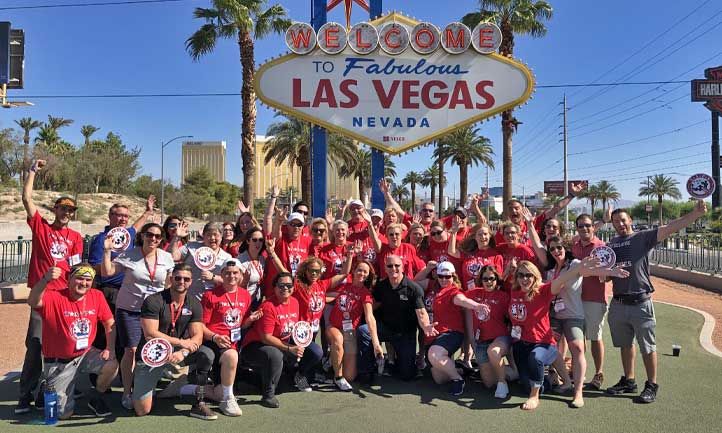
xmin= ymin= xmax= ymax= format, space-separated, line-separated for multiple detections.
xmin=254 ymin=12 xmax=534 ymax=155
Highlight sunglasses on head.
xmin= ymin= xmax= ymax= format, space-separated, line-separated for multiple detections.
xmin=577 ymin=223 xmax=592 ymax=229
xmin=144 ymin=232 xmax=162 ymax=239
xmin=386 ymin=263 xmax=402 ymax=269
xmin=437 ymin=274 xmax=452 ymax=279
xmin=174 ymin=276 xmax=192 ymax=283
xmin=516 ymin=272 xmax=534 ymax=279
xmin=277 ymin=283 xmax=294 ymax=290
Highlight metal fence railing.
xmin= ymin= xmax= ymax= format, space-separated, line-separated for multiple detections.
xmin=0 ymin=238 xmax=32 ymax=283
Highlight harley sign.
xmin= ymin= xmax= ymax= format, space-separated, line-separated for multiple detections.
xmin=255 ymin=13 xmax=534 ymax=154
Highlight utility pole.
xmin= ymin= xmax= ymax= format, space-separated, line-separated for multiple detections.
xmin=647 ymin=175 xmax=651 ymax=227
xmin=485 ymin=165 xmax=490 ymax=219
xmin=561 ymin=94 xmax=569 ymax=227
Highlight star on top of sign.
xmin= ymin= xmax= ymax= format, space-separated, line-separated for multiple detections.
xmin=327 ymin=0 xmax=370 ymax=29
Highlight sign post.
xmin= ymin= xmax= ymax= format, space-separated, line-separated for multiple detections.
xmin=691 ymin=66 xmax=722 ymax=208
xmin=311 ymin=0 xmax=328 ymax=218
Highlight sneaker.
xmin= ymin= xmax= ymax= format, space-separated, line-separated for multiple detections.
xmin=334 ymin=377 xmax=353 ymax=392
xmin=294 ymin=372 xmax=312 ymax=392
xmin=449 ymin=379 xmax=465 ymax=396
xmin=34 ymin=391 xmax=44 ymax=410
xmin=14 ymin=396 xmax=32 ymax=415
xmin=606 ymin=376 xmax=638 ymax=395
xmin=586 ymin=372 xmax=604 ymax=390
xmin=494 ymin=382 xmax=509 ymax=399
xmin=634 ymin=381 xmax=658 ymax=404
xmin=190 ymin=400 xmax=218 ymax=420
xmin=121 ymin=393 xmax=133 ymax=410
xmin=219 ymin=397 xmax=242 ymax=417
xmin=88 ymin=397 xmax=112 ymax=417
xmin=158 ymin=375 xmax=189 ymax=399
xmin=260 ymin=396 xmax=280 ymax=408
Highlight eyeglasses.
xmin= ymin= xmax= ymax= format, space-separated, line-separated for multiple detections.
xmin=516 ymin=272 xmax=534 ymax=279
xmin=437 ymin=275 xmax=452 ymax=279
xmin=312 ymin=227 xmax=326 ymax=234
xmin=167 ymin=223 xmax=178 ymax=229
xmin=430 ymin=230 xmax=444 ymax=236
xmin=144 ymin=232 xmax=162 ymax=239
xmin=173 ymin=276 xmax=192 ymax=283
xmin=250 ymin=238 xmax=264 ymax=243
xmin=481 ymin=276 xmax=497 ymax=282
xmin=421 ymin=209 xmax=434 ymax=213
xmin=386 ymin=264 xmax=402 ymax=269
xmin=549 ymin=245 xmax=564 ymax=252
xmin=307 ymin=269 xmax=321 ymax=275
xmin=277 ymin=283 xmax=294 ymax=290
xmin=576 ymin=223 xmax=593 ymax=229
xmin=289 ymin=222 xmax=304 ymax=228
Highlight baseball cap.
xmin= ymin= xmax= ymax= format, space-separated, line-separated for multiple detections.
xmin=370 ymin=209 xmax=384 ymax=219
xmin=223 ymin=258 xmax=241 ymax=268
xmin=348 ymin=199 xmax=364 ymax=208
xmin=54 ymin=196 xmax=78 ymax=210
xmin=436 ymin=261 xmax=456 ymax=276
xmin=454 ymin=206 xmax=468 ymax=218
xmin=287 ymin=212 xmax=305 ymax=223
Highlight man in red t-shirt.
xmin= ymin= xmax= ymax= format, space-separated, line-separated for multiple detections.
xmin=28 ymin=264 xmax=118 ymax=420
xmin=263 ymin=211 xmax=312 ymax=299
xmin=16 ymin=160 xmax=85 ymax=415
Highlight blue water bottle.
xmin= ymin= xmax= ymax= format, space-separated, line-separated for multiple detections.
xmin=44 ymin=385 xmax=58 ymax=425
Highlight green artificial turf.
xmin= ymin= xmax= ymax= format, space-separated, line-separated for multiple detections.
xmin=1 ymin=302 xmax=719 ymax=433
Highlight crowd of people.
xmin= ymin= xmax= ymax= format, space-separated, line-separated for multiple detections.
xmin=14 ymin=159 xmax=707 ymax=420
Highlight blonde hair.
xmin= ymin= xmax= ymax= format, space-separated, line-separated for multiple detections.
xmin=512 ymin=260 xmax=542 ymax=300
xmin=385 ymin=223 xmax=405 ymax=236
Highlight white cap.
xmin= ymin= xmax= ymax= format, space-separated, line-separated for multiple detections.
xmin=436 ymin=261 xmax=455 ymax=276
xmin=348 ymin=199 xmax=364 ymax=208
xmin=370 ymin=209 xmax=384 ymax=219
xmin=223 ymin=258 xmax=241 ymax=268
xmin=287 ymin=212 xmax=305 ymax=223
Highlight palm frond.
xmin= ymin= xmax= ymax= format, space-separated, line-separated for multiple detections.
xmin=186 ymin=24 xmax=219 ymax=61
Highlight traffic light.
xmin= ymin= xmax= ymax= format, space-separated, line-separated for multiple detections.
xmin=1 ymin=22 xmax=24 ymax=89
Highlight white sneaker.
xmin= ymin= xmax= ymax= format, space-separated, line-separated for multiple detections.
xmin=121 ymin=393 xmax=133 ymax=410
xmin=333 ymin=377 xmax=353 ymax=392
xmin=219 ymin=397 xmax=242 ymax=417
xmin=294 ymin=373 xmax=312 ymax=392
xmin=495 ymin=381 xmax=509 ymax=399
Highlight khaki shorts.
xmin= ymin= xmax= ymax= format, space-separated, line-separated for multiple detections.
xmin=583 ymin=301 xmax=609 ymax=342
xmin=608 ymin=299 xmax=656 ymax=355
xmin=44 ymin=348 xmax=108 ymax=417
xmin=342 ymin=330 xmax=358 ymax=355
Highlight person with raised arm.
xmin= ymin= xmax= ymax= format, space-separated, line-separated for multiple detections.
xmin=307 ymin=218 xmax=330 ymax=258
xmin=448 ymin=219 xmax=504 ymax=291
xmin=16 ymin=159 xmax=85 ymax=415
xmin=261 ymin=206 xmax=312 ymax=299
xmin=236 ymin=226 xmax=267 ymax=311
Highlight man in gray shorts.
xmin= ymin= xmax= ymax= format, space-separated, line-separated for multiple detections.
xmin=606 ymin=202 xmax=706 ymax=403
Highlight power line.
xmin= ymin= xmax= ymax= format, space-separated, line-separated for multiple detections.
xmin=568 ymin=148 xmax=708 ymax=178
xmin=567 ymin=141 xmax=710 ymax=174
xmin=0 ymin=0 xmax=190 ymax=10
xmin=584 ymin=160 xmax=708 ymax=183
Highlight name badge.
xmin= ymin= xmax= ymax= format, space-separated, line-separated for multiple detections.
xmin=75 ymin=337 xmax=89 ymax=351
xmin=466 ymin=280 xmax=476 ymax=290
xmin=230 ymin=327 xmax=241 ymax=342
xmin=342 ymin=320 xmax=354 ymax=332
xmin=181 ymin=308 xmax=192 ymax=316
xmin=511 ymin=325 xmax=522 ymax=340
xmin=399 ymin=294 xmax=408 ymax=301
xmin=68 ymin=254 xmax=81 ymax=267
xmin=554 ymin=299 xmax=566 ymax=313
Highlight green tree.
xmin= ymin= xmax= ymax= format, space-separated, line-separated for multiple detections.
xmin=13 ymin=117 xmax=42 ymax=183
xmin=46 ymin=115 xmax=74 ymax=131
xmin=442 ymin=126 xmax=495 ymax=204
xmin=0 ymin=128 xmax=24 ymax=185
xmin=80 ymin=125 xmax=100 ymax=146
xmin=462 ymin=0 xmax=553 ymax=207
xmin=433 ymin=141 xmax=450 ymax=211
xmin=638 ymin=174 xmax=682 ymax=225
xmin=596 ymin=180 xmax=620 ymax=211
xmin=186 ymin=0 xmax=291 ymax=211
xmin=579 ymin=183 xmax=599 ymax=216
xmin=402 ymin=171 xmax=424 ymax=212
xmin=421 ymin=165 xmax=445 ymax=208
xmin=265 ymin=114 xmax=355 ymax=204
xmin=340 ymin=148 xmax=396 ymax=201
xmin=391 ymin=183 xmax=409 ymax=204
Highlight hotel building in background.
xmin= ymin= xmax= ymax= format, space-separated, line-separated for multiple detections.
xmin=182 ymin=140 xmax=226 ymax=183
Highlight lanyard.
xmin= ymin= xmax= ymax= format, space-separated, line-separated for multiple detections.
xmin=170 ymin=299 xmax=184 ymax=332
xmin=250 ymin=260 xmax=264 ymax=280
xmin=225 ymin=289 xmax=239 ymax=308
xmin=144 ymin=251 xmax=158 ymax=284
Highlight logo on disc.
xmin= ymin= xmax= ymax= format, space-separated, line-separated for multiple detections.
xmin=141 ymin=337 xmax=172 ymax=368
xmin=193 ymin=246 xmax=217 ymax=271
xmin=590 ymin=245 xmax=616 ymax=268
xmin=108 ymin=227 xmax=131 ymax=252
xmin=686 ymin=173 xmax=716 ymax=199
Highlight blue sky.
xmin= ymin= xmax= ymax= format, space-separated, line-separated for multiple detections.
xmin=1 ymin=0 xmax=719 ymax=203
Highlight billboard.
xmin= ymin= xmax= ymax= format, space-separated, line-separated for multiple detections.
xmin=543 ymin=180 xmax=588 ymax=195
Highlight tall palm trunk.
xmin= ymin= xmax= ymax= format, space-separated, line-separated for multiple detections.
xmin=658 ymin=194 xmax=663 ymax=225
xmin=500 ymin=23 xmax=516 ymax=213
xmin=299 ymin=147 xmax=312 ymax=205
xmin=438 ymin=157 xmax=444 ymax=212
xmin=410 ymin=184 xmax=416 ymax=213
xmin=358 ymin=175 xmax=366 ymax=203
xmin=430 ymin=184 xmax=436 ymax=209
xmin=590 ymin=201 xmax=596 ymax=219
xmin=239 ymin=31 xmax=257 ymax=211
xmin=459 ymin=163 xmax=468 ymax=206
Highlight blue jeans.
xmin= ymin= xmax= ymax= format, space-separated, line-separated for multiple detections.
xmin=512 ymin=341 xmax=558 ymax=392
xmin=358 ymin=322 xmax=417 ymax=381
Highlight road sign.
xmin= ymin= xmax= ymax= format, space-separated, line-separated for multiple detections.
xmin=645 ymin=204 xmax=653 ymax=213
xmin=543 ymin=180 xmax=588 ymax=195
xmin=692 ymin=66 xmax=722 ymax=114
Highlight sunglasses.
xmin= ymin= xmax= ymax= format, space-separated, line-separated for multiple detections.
xmin=516 ymin=272 xmax=534 ymax=279
xmin=250 ymin=238 xmax=264 ymax=243
xmin=577 ymin=223 xmax=593 ymax=229
xmin=167 ymin=223 xmax=178 ymax=229
xmin=549 ymin=245 xmax=564 ymax=252
xmin=174 ymin=276 xmax=192 ymax=283
xmin=386 ymin=264 xmax=402 ymax=269
xmin=144 ymin=232 xmax=162 ymax=239
xmin=437 ymin=275 xmax=452 ymax=279
xmin=312 ymin=227 xmax=326 ymax=234
xmin=296 ymin=210 xmax=309 ymax=215
xmin=289 ymin=222 xmax=304 ymax=228
xmin=430 ymin=230 xmax=444 ymax=236
xmin=277 ymin=283 xmax=294 ymax=290
xmin=307 ymin=269 xmax=321 ymax=275
xmin=481 ymin=276 xmax=497 ymax=282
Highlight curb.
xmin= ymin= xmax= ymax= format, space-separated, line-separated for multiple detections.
xmin=656 ymin=300 xmax=722 ymax=359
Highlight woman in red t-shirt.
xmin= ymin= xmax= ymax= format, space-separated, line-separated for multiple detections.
xmin=465 ymin=265 xmax=512 ymax=399
xmin=220 ymin=221 xmax=241 ymax=257
xmin=326 ymin=260 xmax=383 ymax=391
xmin=423 ymin=262 xmax=490 ymax=396
xmin=498 ymin=222 xmax=538 ymax=290
xmin=448 ymin=222 xmax=504 ymax=291
xmin=510 ymin=259 xmax=628 ymax=410
xmin=406 ymin=223 xmax=426 ymax=253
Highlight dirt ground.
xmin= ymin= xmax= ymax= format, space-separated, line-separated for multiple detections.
xmin=1 ymin=277 xmax=721 ymax=377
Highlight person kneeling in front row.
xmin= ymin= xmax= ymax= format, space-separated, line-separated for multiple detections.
xmin=28 ymin=264 xmax=118 ymax=420
xmin=132 ymin=263 xmax=217 ymax=420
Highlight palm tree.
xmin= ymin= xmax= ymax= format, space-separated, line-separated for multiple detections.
xmin=80 ymin=125 xmax=100 ymax=146
xmin=462 ymin=0 xmax=553 ymax=207
xmin=579 ymin=183 xmax=600 ymax=217
xmin=391 ymin=183 xmax=409 ymax=205
xmin=596 ymin=180 xmax=620 ymax=212
xmin=265 ymin=114 xmax=355 ymax=204
xmin=638 ymin=174 xmax=682 ymax=225
xmin=402 ymin=171 xmax=424 ymax=212
xmin=186 ymin=0 xmax=291 ymax=211
xmin=46 ymin=115 xmax=74 ymax=131
xmin=340 ymin=148 xmax=396 ymax=201
xmin=433 ymin=141 xmax=450 ymax=212
xmin=14 ymin=117 xmax=42 ymax=182
xmin=443 ymin=126 xmax=495 ymax=204
xmin=421 ymin=165 xmax=446 ymax=208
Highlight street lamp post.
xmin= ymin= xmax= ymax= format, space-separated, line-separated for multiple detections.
xmin=161 ymin=135 xmax=193 ymax=222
